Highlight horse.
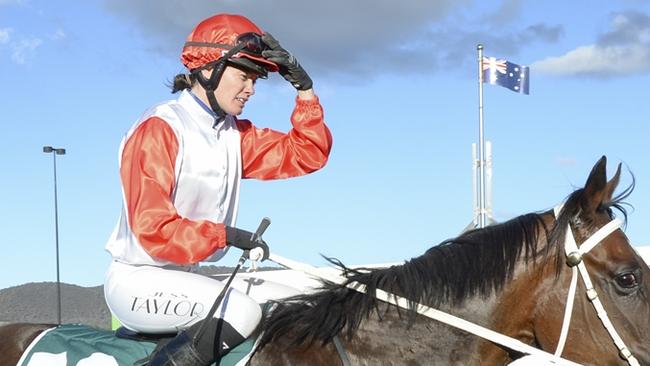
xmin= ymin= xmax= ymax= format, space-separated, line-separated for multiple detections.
xmin=2 ymin=156 xmax=649 ymax=366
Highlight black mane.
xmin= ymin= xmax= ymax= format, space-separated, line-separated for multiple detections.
xmin=256 ymin=185 xmax=632 ymax=350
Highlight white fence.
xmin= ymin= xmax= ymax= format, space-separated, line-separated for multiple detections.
xmin=636 ymin=246 xmax=650 ymax=264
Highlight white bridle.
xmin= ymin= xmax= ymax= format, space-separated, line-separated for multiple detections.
xmin=553 ymin=205 xmax=639 ymax=366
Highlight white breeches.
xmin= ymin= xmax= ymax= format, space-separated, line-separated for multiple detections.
xmin=104 ymin=261 xmax=300 ymax=337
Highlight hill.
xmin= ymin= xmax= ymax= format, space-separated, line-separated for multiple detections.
xmin=0 ymin=282 xmax=110 ymax=328
xmin=0 ymin=265 xmax=264 ymax=329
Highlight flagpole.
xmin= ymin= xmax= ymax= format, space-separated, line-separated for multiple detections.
xmin=477 ymin=44 xmax=486 ymax=228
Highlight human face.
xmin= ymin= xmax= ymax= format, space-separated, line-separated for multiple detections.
xmin=213 ymin=65 xmax=257 ymax=116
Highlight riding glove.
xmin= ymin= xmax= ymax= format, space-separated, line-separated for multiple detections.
xmin=225 ymin=226 xmax=270 ymax=261
xmin=261 ymin=33 xmax=313 ymax=91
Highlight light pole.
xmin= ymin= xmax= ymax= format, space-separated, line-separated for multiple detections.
xmin=43 ymin=145 xmax=66 ymax=325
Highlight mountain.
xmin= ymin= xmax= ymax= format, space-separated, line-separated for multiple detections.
xmin=0 ymin=282 xmax=110 ymax=328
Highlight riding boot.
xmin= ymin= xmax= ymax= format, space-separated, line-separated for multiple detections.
xmin=146 ymin=317 xmax=246 ymax=366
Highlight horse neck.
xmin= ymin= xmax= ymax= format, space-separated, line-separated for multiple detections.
xmin=474 ymin=214 xmax=562 ymax=364
xmin=340 ymin=292 xmax=503 ymax=366
xmin=379 ymin=228 xmax=556 ymax=366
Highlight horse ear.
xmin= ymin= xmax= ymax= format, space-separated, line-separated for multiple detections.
xmin=602 ymin=162 xmax=622 ymax=203
xmin=582 ymin=156 xmax=608 ymax=211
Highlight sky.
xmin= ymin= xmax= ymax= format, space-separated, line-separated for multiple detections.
xmin=1 ymin=0 xmax=649 ymax=290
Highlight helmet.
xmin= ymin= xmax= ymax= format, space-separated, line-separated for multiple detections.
xmin=181 ymin=14 xmax=276 ymax=121
xmin=181 ymin=14 xmax=278 ymax=74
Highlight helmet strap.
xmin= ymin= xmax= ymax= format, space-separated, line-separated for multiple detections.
xmin=190 ymin=43 xmax=247 ymax=123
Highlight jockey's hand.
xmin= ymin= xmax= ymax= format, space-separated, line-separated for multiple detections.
xmin=261 ymin=33 xmax=313 ymax=91
xmin=225 ymin=226 xmax=270 ymax=261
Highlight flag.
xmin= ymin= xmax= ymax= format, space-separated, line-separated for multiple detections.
xmin=482 ymin=56 xmax=529 ymax=95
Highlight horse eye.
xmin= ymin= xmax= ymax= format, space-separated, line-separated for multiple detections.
xmin=615 ymin=272 xmax=639 ymax=289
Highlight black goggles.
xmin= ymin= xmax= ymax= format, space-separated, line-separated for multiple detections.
xmin=184 ymin=32 xmax=269 ymax=57
xmin=235 ymin=32 xmax=268 ymax=56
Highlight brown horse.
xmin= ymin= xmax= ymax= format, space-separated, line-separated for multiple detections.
xmin=2 ymin=156 xmax=649 ymax=366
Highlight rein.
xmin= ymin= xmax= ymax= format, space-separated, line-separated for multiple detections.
xmin=553 ymin=206 xmax=639 ymax=365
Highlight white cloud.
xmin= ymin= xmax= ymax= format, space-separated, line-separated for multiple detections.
xmin=1 ymin=26 xmax=65 ymax=65
xmin=0 ymin=28 xmax=11 ymax=44
xmin=11 ymin=37 xmax=42 ymax=64
xmin=532 ymin=11 xmax=650 ymax=77
xmin=102 ymin=0 xmax=560 ymax=79
xmin=532 ymin=44 xmax=650 ymax=76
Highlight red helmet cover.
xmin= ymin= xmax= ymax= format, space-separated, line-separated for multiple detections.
xmin=181 ymin=14 xmax=278 ymax=72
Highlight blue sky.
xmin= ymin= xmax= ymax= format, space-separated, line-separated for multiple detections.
xmin=1 ymin=0 xmax=649 ymax=290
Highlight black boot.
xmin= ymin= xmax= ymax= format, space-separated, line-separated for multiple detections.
xmin=146 ymin=318 xmax=246 ymax=366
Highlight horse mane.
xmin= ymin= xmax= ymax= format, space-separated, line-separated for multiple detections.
xmin=256 ymin=184 xmax=632 ymax=350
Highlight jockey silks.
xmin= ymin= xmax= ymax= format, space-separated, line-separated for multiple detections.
xmin=105 ymin=89 xmax=332 ymax=267
xmin=106 ymin=90 xmax=242 ymax=267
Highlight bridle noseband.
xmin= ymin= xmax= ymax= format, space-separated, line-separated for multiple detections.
xmin=553 ymin=205 xmax=639 ymax=366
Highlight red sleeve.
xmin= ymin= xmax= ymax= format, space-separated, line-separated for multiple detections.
xmin=120 ymin=117 xmax=227 ymax=265
xmin=237 ymin=95 xmax=333 ymax=180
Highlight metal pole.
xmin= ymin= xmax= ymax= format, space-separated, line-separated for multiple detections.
xmin=486 ymin=141 xmax=493 ymax=223
xmin=471 ymin=143 xmax=478 ymax=228
xmin=43 ymin=146 xmax=65 ymax=325
xmin=52 ymin=152 xmax=61 ymax=325
xmin=477 ymin=44 xmax=486 ymax=228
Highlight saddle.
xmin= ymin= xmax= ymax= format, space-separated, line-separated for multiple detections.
xmin=17 ymin=324 xmax=256 ymax=366
xmin=115 ymin=326 xmax=177 ymax=343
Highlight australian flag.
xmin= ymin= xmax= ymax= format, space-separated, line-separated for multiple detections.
xmin=482 ymin=56 xmax=529 ymax=95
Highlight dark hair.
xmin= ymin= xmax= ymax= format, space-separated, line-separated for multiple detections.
xmin=170 ymin=73 xmax=197 ymax=93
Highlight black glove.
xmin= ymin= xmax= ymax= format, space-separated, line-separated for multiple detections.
xmin=261 ymin=33 xmax=313 ymax=91
xmin=225 ymin=226 xmax=270 ymax=261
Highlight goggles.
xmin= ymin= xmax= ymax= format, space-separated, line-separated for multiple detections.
xmin=184 ymin=32 xmax=269 ymax=58
xmin=234 ymin=32 xmax=269 ymax=56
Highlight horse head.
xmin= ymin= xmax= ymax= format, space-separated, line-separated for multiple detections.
xmin=528 ymin=156 xmax=650 ymax=365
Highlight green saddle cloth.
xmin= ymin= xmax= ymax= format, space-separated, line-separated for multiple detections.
xmin=19 ymin=324 xmax=255 ymax=366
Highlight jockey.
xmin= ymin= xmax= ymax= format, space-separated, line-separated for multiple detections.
xmin=103 ymin=13 xmax=332 ymax=366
